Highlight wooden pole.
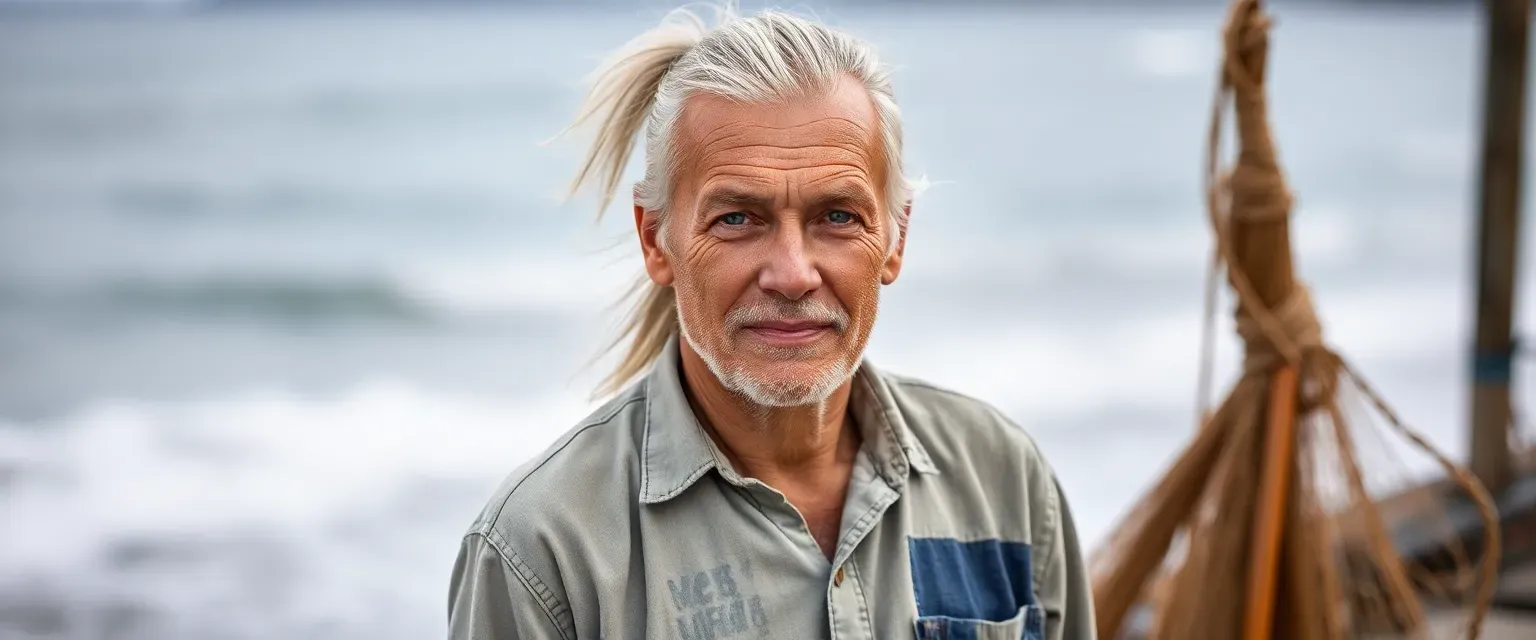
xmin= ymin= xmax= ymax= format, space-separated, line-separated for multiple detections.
xmin=1243 ymin=365 xmax=1299 ymax=640
xmin=1469 ymin=0 xmax=1530 ymax=496
xmin=1223 ymin=4 xmax=1303 ymax=636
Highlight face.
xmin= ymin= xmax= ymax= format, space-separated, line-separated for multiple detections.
xmin=635 ymin=77 xmax=908 ymax=408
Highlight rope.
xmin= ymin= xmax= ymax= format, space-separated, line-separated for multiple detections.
xmin=1195 ymin=0 xmax=1502 ymax=636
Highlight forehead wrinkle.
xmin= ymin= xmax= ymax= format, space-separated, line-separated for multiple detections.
xmin=694 ymin=115 xmax=874 ymax=142
xmin=692 ymin=119 xmax=875 ymax=159
xmin=805 ymin=169 xmax=876 ymax=187
xmin=696 ymin=163 xmax=872 ymax=192
xmin=696 ymin=142 xmax=873 ymax=170
xmin=803 ymin=177 xmax=878 ymax=208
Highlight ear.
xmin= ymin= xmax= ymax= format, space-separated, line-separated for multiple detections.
xmin=880 ymin=204 xmax=911 ymax=285
xmin=636 ymin=203 xmax=674 ymax=286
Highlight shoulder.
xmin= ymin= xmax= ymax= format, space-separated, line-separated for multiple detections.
xmin=874 ymin=369 xmax=1065 ymax=536
xmin=465 ymin=384 xmax=648 ymax=563
xmin=453 ymin=384 xmax=652 ymax=638
xmin=879 ymin=371 xmax=1053 ymax=476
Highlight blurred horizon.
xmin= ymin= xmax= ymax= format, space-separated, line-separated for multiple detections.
xmin=3 ymin=0 xmax=1529 ymax=637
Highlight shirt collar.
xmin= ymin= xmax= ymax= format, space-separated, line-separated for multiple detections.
xmin=638 ymin=334 xmax=938 ymax=505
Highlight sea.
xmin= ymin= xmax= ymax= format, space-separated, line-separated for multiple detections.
xmin=0 ymin=1 xmax=1525 ymax=638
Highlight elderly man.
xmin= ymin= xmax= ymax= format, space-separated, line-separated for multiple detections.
xmin=449 ymin=7 xmax=1094 ymax=640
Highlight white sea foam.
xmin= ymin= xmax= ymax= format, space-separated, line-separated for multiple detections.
xmin=0 ymin=381 xmax=594 ymax=638
xmin=388 ymin=252 xmax=634 ymax=317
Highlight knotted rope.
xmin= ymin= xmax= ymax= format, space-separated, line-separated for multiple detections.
xmin=1093 ymin=1 xmax=1502 ymax=638
xmin=1198 ymin=2 xmax=1501 ymax=637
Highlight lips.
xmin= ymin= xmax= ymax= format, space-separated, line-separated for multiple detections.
xmin=740 ymin=320 xmax=834 ymax=345
xmin=747 ymin=320 xmax=829 ymax=332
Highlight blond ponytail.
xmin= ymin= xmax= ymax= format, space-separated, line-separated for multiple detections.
xmin=565 ymin=7 xmax=717 ymax=398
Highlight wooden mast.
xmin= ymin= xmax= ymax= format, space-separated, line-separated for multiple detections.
xmin=1469 ymin=0 xmax=1531 ymax=496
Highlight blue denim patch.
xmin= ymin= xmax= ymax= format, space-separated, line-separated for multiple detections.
xmin=909 ymin=537 xmax=1035 ymax=621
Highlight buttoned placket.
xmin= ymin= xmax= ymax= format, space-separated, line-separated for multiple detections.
xmin=825 ymin=448 xmax=901 ymax=640
xmin=713 ymin=443 xmax=903 ymax=640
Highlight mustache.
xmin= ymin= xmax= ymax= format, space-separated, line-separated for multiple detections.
xmin=725 ymin=299 xmax=850 ymax=333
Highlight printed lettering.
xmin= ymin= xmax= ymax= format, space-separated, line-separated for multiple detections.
xmin=726 ymin=597 xmax=749 ymax=634
xmin=703 ymin=605 xmax=725 ymax=637
xmin=749 ymin=595 xmax=768 ymax=629
xmin=711 ymin=564 xmax=740 ymax=599
xmin=677 ymin=613 xmax=706 ymax=640
xmin=668 ymin=576 xmax=691 ymax=611
xmin=669 ymin=571 xmax=714 ymax=611
xmin=692 ymin=570 xmax=712 ymax=607
xmin=672 ymin=562 xmax=764 ymax=638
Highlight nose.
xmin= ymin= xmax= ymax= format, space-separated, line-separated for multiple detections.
xmin=757 ymin=225 xmax=821 ymax=300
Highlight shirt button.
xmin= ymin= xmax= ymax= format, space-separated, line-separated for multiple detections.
xmin=833 ymin=566 xmax=845 ymax=587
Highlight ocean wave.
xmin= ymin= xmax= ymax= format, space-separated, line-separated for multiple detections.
xmin=0 ymin=380 xmax=590 ymax=639
xmin=0 ymin=256 xmax=629 ymax=325
xmin=98 ymin=275 xmax=440 ymax=324
xmin=104 ymin=182 xmax=514 ymax=221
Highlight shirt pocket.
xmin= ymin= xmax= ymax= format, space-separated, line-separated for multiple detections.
xmin=915 ymin=603 xmax=1046 ymax=640
xmin=908 ymin=537 xmax=1043 ymax=639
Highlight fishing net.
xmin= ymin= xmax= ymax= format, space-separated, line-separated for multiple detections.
xmin=1089 ymin=1 xmax=1502 ymax=638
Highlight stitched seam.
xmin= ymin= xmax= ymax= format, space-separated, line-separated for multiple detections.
xmin=836 ymin=490 xmax=896 ymax=561
xmin=867 ymin=374 xmax=943 ymax=476
xmin=650 ymin=459 xmax=714 ymax=502
xmin=1035 ymin=475 xmax=1062 ymax=597
xmin=856 ymin=373 xmax=910 ymax=483
xmin=848 ymin=558 xmax=874 ymax=636
xmin=909 ymin=539 xmax=925 ymax=617
xmin=641 ymin=375 xmax=653 ymax=500
xmin=484 ymin=528 xmax=571 ymax=631
xmin=473 ymin=530 xmax=574 ymax=640
xmin=484 ymin=395 xmax=644 ymax=527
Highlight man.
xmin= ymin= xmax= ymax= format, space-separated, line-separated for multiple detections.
xmin=449 ymin=6 xmax=1095 ymax=640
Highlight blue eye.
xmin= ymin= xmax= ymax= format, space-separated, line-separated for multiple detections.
xmin=719 ymin=212 xmax=749 ymax=226
xmin=827 ymin=210 xmax=856 ymax=225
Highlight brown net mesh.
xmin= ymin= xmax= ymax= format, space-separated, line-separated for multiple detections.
xmin=1089 ymin=1 xmax=1502 ymax=638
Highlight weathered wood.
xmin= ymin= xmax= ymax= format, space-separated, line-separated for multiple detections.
xmin=1244 ymin=365 xmax=1300 ymax=639
xmin=1469 ymin=0 xmax=1531 ymax=495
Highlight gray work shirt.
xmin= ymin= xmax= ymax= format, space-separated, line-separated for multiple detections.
xmin=449 ymin=337 xmax=1095 ymax=640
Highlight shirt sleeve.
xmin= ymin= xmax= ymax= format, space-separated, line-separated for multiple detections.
xmin=1040 ymin=476 xmax=1098 ymax=640
xmin=448 ymin=532 xmax=570 ymax=640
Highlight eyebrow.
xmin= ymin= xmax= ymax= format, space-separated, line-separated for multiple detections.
xmin=699 ymin=187 xmax=774 ymax=213
xmin=809 ymin=182 xmax=879 ymax=212
xmin=696 ymin=182 xmax=879 ymax=215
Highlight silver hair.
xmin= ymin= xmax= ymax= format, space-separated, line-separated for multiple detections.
xmin=563 ymin=2 xmax=911 ymax=396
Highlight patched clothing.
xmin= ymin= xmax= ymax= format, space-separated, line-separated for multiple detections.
xmin=449 ymin=338 xmax=1095 ymax=640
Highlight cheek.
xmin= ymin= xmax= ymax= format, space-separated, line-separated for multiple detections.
xmin=821 ymin=247 xmax=886 ymax=313
xmin=675 ymin=239 xmax=755 ymax=316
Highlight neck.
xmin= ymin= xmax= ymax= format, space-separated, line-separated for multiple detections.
xmin=677 ymin=339 xmax=861 ymax=483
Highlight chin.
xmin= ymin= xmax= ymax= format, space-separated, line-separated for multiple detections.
xmin=720 ymin=360 xmax=855 ymax=408
xmin=682 ymin=320 xmax=864 ymax=407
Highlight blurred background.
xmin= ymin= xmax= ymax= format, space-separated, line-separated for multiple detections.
xmin=0 ymin=0 xmax=1527 ymax=637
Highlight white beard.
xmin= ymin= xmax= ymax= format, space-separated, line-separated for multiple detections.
xmin=677 ymin=311 xmax=859 ymax=408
